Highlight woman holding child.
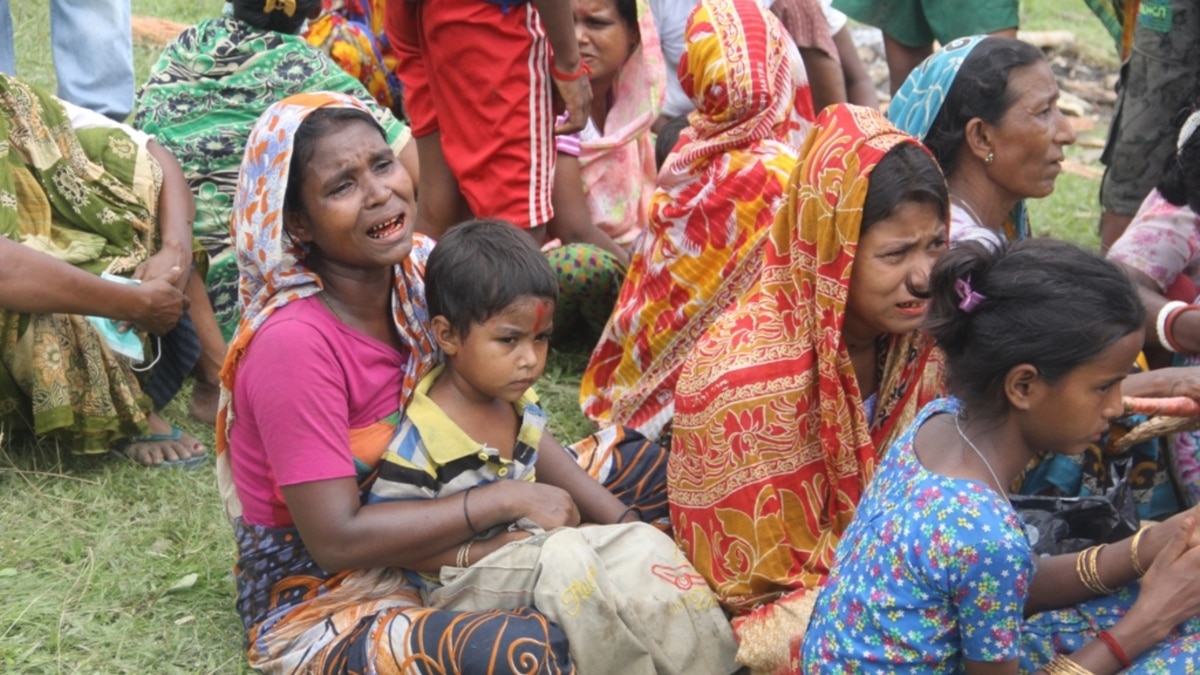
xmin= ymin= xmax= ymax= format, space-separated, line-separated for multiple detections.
xmin=581 ymin=0 xmax=812 ymax=441
xmin=667 ymin=104 xmax=947 ymax=673
xmin=804 ymin=239 xmax=1200 ymax=672
xmin=217 ymin=92 xmax=735 ymax=674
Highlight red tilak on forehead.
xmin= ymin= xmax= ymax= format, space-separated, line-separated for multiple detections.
xmin=534 ymin=299 xmax=550 ymax=332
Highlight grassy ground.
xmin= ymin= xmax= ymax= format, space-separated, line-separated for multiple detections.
xmin=0 ymin=0 xmax=1121 ymax=672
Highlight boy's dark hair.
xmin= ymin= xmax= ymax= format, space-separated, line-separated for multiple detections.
xmin=284 ymin=107 xmax=386 ymax=214
xmin=655 ymin=114 xmax=689 ymax=170
xmin=1157 ymin=111 xmax=1200 ymax=213
xmin=425 ymin=219 xmax=558 ymax=336
xmin=861 ymin=142 xmax=948 ymax=235
xmin=923 ymin=37 xmax=1046 ymax=178
xmin=925 ymin=239 xmax=1145 ymax=417
xmin=232 ymin=0 xmax=321 ymax=34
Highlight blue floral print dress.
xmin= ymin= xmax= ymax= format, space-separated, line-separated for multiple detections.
xmin=802 ymin=397 xmax=1200 ymax=673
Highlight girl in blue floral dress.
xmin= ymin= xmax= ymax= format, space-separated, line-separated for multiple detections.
xmin=802 ymin=239 xmax=1200 ymax=673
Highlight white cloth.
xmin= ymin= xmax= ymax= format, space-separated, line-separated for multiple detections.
xmin=63 ymin=98 xmax=152 ymax=146
xmin=949 ymin=202 xmax=1005 ymax=249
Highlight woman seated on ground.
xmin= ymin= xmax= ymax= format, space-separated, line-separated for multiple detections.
xmin=889 ymin=35 xmax=1076 ymax=248
xmin=217 ymin=92 xmax=708 ymax=673
xmin=0 ymin=74 xmax=222 ymax=467
xmin=580 ymin=0 xmax=811 ymax=441
xmin=667 ymin=104 xmax=947 ymax=673
xmin=1110 ymin=109 xmax=1200 ymax=507
xmin=540 ymin=0 xmax=663 ymax=343
xmin=804 ymin=239 xmax=1200 ymax=673
xmin=134 ymin=0 xmax=417 ymax=342
xmin=548 ymin=0 xmax=663 ymax=259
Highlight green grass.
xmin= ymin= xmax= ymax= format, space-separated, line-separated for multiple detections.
xmin=0 ymin=0 xmax=1120 ymax=671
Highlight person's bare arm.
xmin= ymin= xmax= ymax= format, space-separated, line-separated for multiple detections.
xmin=282 ymin=476 xmax=581 ymax=572
xmin=545 ymin=154 xmax=631 ymax=265
xmin=0 ymin=237 xmax=188 ymax=334
xmin=532 ymin=0 xmax=592 ymax=133
xmin=797 ymin=46 xmax=846 ymax=113
xmin=534 ymin=432 xmax=635 ymax=525
xmin=833 ymin=28 xmax=879 ymax=109
xmin=1122 ymin=263 xmax=1200 ymax=354
xmin=138 ymin=140 xmax=196 ymax=293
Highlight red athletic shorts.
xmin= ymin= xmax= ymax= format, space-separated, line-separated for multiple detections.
xmin=387 ymin=0 xmax=556 ymax=228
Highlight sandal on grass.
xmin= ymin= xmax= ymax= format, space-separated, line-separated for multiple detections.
xmin=114 ymin=425 xmax=209 ymax=469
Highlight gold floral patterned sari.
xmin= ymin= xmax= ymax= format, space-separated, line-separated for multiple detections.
xmin=668 ymin=105 xmax=945 ymax=673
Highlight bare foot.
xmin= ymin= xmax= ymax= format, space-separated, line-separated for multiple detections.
xmin=189 ymin=380 xmax=219 ymax=425
xmin=123 ymin=413 xmax=208 ymax=467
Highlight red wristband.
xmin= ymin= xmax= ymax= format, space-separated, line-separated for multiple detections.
xmin=1098 ymin=630 xmax=1132 ymax=669
xmin=551 ymin=59 xmax=591 ymax=81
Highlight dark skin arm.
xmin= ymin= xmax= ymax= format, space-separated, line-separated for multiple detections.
xmin=966 ymin=517 xmax=1200 ymax=674
xmin=1123 ymin=263 xmax=1200 ymax=354
xmin=544 ymin=153 xmax=631 ymax=265
xmin=532 ymin=0 xmax=592 ymax=134
xmin=0 ymin=237 xmax=188 ymax=335
xmin=797 ymin=46 xmax=846 ymax=113
xmin=281 ymin=476 xmax=581 ymax=573
xmin=833 ymin=27 xmax=879 ymax=109
xmin=534 ymin=431 xmax=635 ymax=525
xmin=136 ymin=140 xmax=195 ymax=293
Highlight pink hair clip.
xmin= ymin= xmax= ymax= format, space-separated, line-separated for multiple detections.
xmin=955 ymin=275 xmax=987 ymax=313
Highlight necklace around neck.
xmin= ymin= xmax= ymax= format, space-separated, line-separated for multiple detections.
xmin=951 ymin=196 xmax=987 ymax=228
xmin=953 ymin=414 xmax=1009 ymax=499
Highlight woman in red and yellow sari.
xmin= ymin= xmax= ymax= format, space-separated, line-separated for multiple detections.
xmin=668 ymin=104 xmax=948 ymax=673
xmin=579 ymin=0 xmax=813 ymax=442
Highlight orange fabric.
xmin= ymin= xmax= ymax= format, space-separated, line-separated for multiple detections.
xmin=580 ymin=0 xmax=813 ymax=439
xmin=667 ymin=104 xmax=945 ymax=670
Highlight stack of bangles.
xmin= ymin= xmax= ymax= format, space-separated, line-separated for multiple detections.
xmin=1042 ymin=655 xmax=1095 ymax=675
xmin=551 ymin=59 xmax=592 ymax=81
xmin=1156 ymin=300 xmax=1200 ymax=353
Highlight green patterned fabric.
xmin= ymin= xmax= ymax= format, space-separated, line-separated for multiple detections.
xmin=134 ymin=16 xmax=410 ymax=340
xmin=0 ymin=74 xmax=159 ymax=452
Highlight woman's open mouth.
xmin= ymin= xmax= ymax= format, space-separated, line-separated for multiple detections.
xmin=895 ymin=300 xmax=927 ymax=316
xmin=367 ymin=213 xmax=406 ymax=240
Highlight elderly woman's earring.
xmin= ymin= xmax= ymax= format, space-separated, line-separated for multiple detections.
xmin=984 ymin=152 xmax=995 ymax=165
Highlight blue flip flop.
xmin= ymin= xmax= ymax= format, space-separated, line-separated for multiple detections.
xmin=116 ymin=425 xmax=209 ymax=469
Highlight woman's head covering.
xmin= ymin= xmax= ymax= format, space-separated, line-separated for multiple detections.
xmin=580 ymin=0 xmax=807 ymax=438
xmin=888 ymin=35 xmax=985 ymax=142
xmin=888 ymin=35 xmax=1029 ymax=241
xmin=664 ymin=0 xmax=813 ymax=180
xmin=215 ymin=91 xmax=436 ymax=520
xmin=668 ymin=105 xmax=945 ymax=672
xmin=575 ymin=0 xmax=665 ymax=247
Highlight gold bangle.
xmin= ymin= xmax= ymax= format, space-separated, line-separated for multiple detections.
xmin=1088 ymin=544 xmax=1116 ymax=595
xmin=1130 ymin=525 xmax=1150 ymax=577
xmin=456 ymin=540 xmax=473 ymax=568
xmin=1043 ymin=655 xmax=1096 ymax=675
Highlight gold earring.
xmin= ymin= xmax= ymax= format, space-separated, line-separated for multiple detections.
xmin=985 ymin=152 xmax=995 ymax=165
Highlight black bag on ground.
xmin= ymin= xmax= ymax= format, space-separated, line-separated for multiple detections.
xmin=1011 ymin=461 xmax=1140 ymax=556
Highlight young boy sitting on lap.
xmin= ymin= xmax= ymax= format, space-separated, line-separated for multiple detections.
xmin=369 ymin=219 xmax=738 ymax=675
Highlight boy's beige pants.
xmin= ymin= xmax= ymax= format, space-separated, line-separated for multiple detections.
xmin=427 ymin=522 xmax=739 ymax=675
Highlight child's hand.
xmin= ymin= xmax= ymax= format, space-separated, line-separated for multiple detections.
xmin=1126 ymin=517 xmax=1200 ymax=642
xmin=515 ymin=482 xmax=581 ymax=531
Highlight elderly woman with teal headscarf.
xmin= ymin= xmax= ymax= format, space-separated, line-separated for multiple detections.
xmin=888 ymin=35 xmax=1075 ymax=248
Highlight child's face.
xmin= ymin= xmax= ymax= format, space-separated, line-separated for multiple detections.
xmin=1016 ymin=330 xmax=1143 ymax=457
xmin=442 ymin=296 xmax=554 ymax=404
